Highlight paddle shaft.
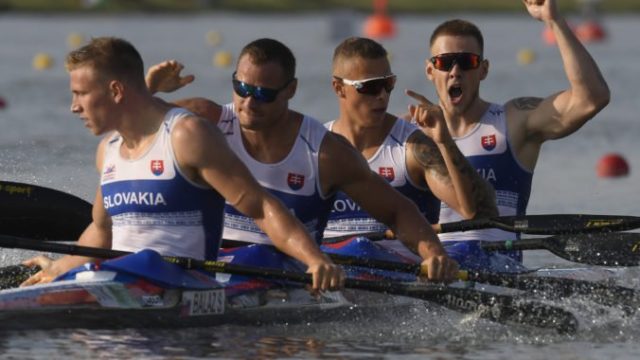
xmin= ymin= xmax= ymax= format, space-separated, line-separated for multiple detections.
xmin=328 ymin=251 xmax=640 ymax=310
xmin=437 ymin=214 xmax=640 ymax=235
xmin=0 ymin=235 xmax=577 ymax=333
xmin=3 ymin=180 xmax=634 ymax=243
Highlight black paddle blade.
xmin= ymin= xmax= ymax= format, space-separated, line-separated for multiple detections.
xmin=429 ymin=287 xmax=578 ymax=334
xmin=0 ymin=181 xmax=92 ymax=241
xmin=493 ymin=214 xmax=640 ymax=235
xmin=545 ymin=233 xmax=640 ymax=266
xmin=0 ymin=265 xmax=39 ymax=290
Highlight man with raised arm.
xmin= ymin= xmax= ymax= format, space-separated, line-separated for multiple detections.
xmin=21 ymin=37 xmax=344 ymax=292
xmin=146 ymin=38 xmax=458 ymax=282
xmin=416 ymin=0 xmax=609 ymax=262
xmin=326 ymin=37 xmax=497 ymax=263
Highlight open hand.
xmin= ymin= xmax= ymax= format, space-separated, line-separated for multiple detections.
xmin=146 ymin=60 xmax=195 ymax=94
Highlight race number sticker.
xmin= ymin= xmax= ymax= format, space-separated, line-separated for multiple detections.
xmin=182 ymin=289 xmax=225 ymax=316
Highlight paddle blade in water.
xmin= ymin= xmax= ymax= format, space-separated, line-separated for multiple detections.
xmin=0 ymin=181 xmax=92 ymax=240
xmin=547 ymin=233 xmax=640 ymax=266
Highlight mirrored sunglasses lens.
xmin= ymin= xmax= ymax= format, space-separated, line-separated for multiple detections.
xmin=432 ymin=53 xmax=480 ymax=71
xmin=433 ymin=54 xmax=456 ymax=71
xmin=253 ymin=88 xmax=278 ymax=102
xmin=358 ymin=77 xmax=395 ymax=95
xmin=232 ymin=80 xmax=252 ymax=98
xmin=232 ymin=80 xmax=278 ymax=102
xmin=458 ymin=54 xmax=480 ymax=70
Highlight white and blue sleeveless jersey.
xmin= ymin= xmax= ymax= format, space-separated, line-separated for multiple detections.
xmin=323 ymin=118 xmax=441 ymax=238
xmin=101 ymin=108 xmax=225 ymax=260
xmin=439 ymin=103 xmax=533 ymax=242
xmin=218 ymin=103 xmax=334 ymax=245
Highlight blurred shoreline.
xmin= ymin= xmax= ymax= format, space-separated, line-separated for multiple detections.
xmin=1 ymin=0 xmax=638 ymax=14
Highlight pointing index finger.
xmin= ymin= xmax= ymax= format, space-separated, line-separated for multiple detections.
xmin=405 ymin=89 xmax=433 ymax=106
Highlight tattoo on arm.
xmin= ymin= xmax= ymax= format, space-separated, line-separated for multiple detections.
xmin=512 ymin=97 xmax=543 ymax=111
xmin=411 ymin=133 xmax=444 ymax=171
xmin=410 ymin=133 xmax=498 ymax=218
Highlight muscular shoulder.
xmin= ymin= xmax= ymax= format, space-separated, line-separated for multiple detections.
xmin=174 ymin=97 xmax=222 ymax=124
xmin=172 ymin=113 xmax=221 ymax=144
xmin=505 ymin=97 xmax=543 ymax=121
xmin=504 ymin=97 xmax=544 ymax=139
xmin=319 ymin=132 xmax=372 ymax=191
xmin=320 ymin=132 xmax=363 ymax=165
xmin=507 ymin=97 xmax=543 ymax=111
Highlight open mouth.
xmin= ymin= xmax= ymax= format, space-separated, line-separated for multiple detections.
xmin=448 ymin=85 xmax=463 ymax=104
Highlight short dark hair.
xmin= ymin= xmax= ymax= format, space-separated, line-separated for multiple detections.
xmin=65 ymin=37 xmax=146 ymax=89
xmin=332 ymin=36 xmax=387 ymax=69
xmin=238 ymin=38 xmax=296 ymax=81
xmin=430 ymin=19 xmax=484 ymax=55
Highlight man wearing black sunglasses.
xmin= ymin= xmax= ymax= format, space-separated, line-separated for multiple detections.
xmin=326 ymin=37 xmax=499 ymax=269
xmin=419 ymin=0 xmax=609 ymax=257
xmin=146 ymin=38 xmax=459 ymax=282
xmin=21 ymin=37 xmax=343 ymax=292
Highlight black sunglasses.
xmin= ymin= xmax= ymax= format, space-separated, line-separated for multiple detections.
xmin=334 ymin=74 xmax=396 ymax=95
xmin=430 ymin=52 xmax=482 ymax=72
xmin=232 ymin=72 xmax=294 ymax=103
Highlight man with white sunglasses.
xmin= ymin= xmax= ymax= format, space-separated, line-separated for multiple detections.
xmin=420 ymin=0 xmax=609 ymax=261
xmin=146 ymin=38 xmax=459 ymax=282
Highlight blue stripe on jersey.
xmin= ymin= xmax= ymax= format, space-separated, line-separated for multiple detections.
xmin=224 ymin=186 xmax=333 ymax=244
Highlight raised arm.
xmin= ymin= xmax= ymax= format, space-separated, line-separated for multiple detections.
xmin=405 ymin=90 xmax=497 ymax=220
xmin=321 ymin=133 xmax=459 ymax=282
xmin=513 ymin=0 xmax=609 ymax=144
xmin=172 ymin=115 xmax=344 ymax=291
xmin=146 ymin=60 xmax=223 ymax=123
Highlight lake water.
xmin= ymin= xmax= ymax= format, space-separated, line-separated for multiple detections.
xmin=0 ymin=11 xmax=639 ymax=359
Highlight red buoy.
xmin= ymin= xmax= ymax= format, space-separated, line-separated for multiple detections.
xmin=0 ymin=97 xmax=6 ymax=110
xmin=596 ymin=153 xmax=629 ymax=178
xmin=575 ymin=20 xmax=606 ymax=43
xmin=363 ymin=0 xmax=395 ymax=39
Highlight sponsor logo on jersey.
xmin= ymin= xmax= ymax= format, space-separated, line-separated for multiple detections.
xmin=150 ymin=160 xmax=164 ymax=176
xmin=102 ymin=164 xmax=116 ymax=181
xmin=287 ymin=173 xmax=305 ymax=190
xmin=481 ymin=134 xmax=497 ymax=151
xmin=103 ymin=192 xmax=168 ymax=209
xmin=378 ymin=167 xmax=395 ymax=182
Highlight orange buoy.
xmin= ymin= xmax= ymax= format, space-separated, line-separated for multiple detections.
xmin=596 ymin=153 xmax=629 ymax=178
xmin=363 ymin=0 xmax=395 ymax=39
xmin=542 ymin=26 xmax=556 ymax=45
xmin=575 ymin=20 xmax=606 ymax=43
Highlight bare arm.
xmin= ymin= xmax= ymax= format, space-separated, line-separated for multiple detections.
xmin=407 ymin=131 xmax=497 ymax=220
xmin=172 ymin=116 xmax=343 ymax=291
xmin=321 ymin=134 xmax=458 ymax=282
xmin=515 ymin=0 xmax=609 ymax=143
xmin=146 ymin=60 xmax=223 ymax=124
xmin=22 ymin=139 xmax=113 ymax=285
xmin=405 ymin=90 xmax=497 ymax=220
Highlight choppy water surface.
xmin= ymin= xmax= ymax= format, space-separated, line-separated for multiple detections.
xmin=0 ymin=11 xmax=639 ymax=359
